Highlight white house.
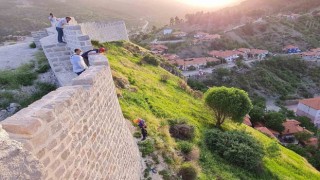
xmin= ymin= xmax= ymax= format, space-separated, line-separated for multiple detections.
xmin=163 ymin=28 xmax=173 ymax=35
xmin=296 ymin=97 xmax=320 ymax=128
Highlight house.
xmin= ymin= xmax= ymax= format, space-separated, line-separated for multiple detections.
xmin=300 ymin=51 xmax=319 ymax=60
xmin=150 ymin=44 xmax=168 ymax=55
xmin=283 ymin=45 xmax=301 ymax=54
xmin=209 ymin=50 xmax=239 ymax=63
xmin=163 ymin=54 xmax=179 ymax=61
xmin=193 ymin=32 xmax=220 ymax=43
xmin=255 ymin=127 xmax=279 ymax=139
xmin=169 ymin=57 xmax=220 ymax=71
xmin=163 ymin=28 xmax=173 ymax=35
xmin=296 ymin=97 xmax=320 ymax=128
xmin=173 ymin=31 xmax=187 ymax=38
xmin=282 ymin=119 xmax=306 ymax=138
xmin=250 ymin=49 xmax=269 ymax=60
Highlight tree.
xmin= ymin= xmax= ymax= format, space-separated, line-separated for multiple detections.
xmin=264 ymin=112 xmax=285 ymax=133
xmin=249 ymin=106 xmax=265 ymax=124
xmin=175 ymin=16 xmax=181 ymax=25
xmin=295 ymin=116 xmax=318 ymax=133
xmin=204 ymin=86 xmax=253 ymax=127
xmin=295 ymin=131 xmax=312 ymax=142
xmin=151 ymin=25 xmax=157 ymax=33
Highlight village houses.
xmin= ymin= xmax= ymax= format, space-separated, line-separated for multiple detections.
xmin=150 ymin=44 xmax=168 ymax=55
xmin=296 ymin=97 xmax=320 ymax=128
xmin=300 ymin=48 xmax=320 ymax=60
xmin=168 ymin=57 xmax=220 ymax=71
xmin=283 ymin=45 xmax=301 ymax=54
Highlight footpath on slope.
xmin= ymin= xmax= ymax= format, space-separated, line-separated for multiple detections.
xmin=0 ymin=37 xmax=38 ymax=70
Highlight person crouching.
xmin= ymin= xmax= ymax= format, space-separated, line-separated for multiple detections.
xmin=70 ymin=49 xmax=88 ymax=76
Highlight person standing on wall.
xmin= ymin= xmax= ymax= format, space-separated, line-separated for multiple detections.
xmin=48 ymin=13 xmax=58 ymax=27
xmin=81 ymin=47 xmax=107 ymax=66
xmin=55 ymin=17 xmax=71 ymax=43
xmin=70 ymin=49 xmax=88 ymax=76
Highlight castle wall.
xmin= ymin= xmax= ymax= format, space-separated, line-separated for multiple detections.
xmin=80 ymin=21 xmax=129 ymax=42
xmin=0 ymin=55 xmax=141 ymax=179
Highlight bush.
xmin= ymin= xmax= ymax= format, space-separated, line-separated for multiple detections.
xmin=138 ymin=139 xmax=154 ymax=157
xmin=133 ymin=131 xmax=141 ymax=138
xmin=169 ymin=123 xmax=195 ymax=140
xmin=36 ymin=64 xmax=50 ymax=73
xmin=29 ymin=42 xmax=36 ymax=48
xmin=160 ymin=74 xmax=170 ymax=82
xmin=178 ymin=141 xmax=193 ymax=154
xmin=264 ymin=112 xmax=285 ymax=133
xmin=205 ymin=129 xmax=264 ymax=170
xmin=142 ymin=54 xmax=160 ymax=66
xmin=178 ymin=163 xmax=197 ymax=180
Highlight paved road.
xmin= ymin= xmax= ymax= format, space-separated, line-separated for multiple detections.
xmin=0 ymin=37 xmax=38 ymax=70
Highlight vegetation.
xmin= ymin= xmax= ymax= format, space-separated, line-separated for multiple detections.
xmin=205 ymin=129 xmax=264 ymax=170
xmin=178 ymin=163 xmax=198 ymax=180
xmin=138 ymin=139 xmax=155 ymax=157
xmin=29 ymin=42 xmax=36 ymax=48
xmin=178 ymin=141 xmax=193 ymax=154
xmin=103 ymin=41 xmax=320 ymax=179
xmin=264 ymin=112 xmax=286 ymax=133
xmin=204 ymin=87 xmax=253 ymax=127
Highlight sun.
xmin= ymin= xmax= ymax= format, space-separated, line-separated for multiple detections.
xmin=178 ymin=0 xmax=239 ymax=8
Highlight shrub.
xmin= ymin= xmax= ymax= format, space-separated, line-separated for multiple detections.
xmin=133 ymin=131 xmax=141 ymax=138
xmin=159 ymin=170 xmax=172 ymax=180
xmin=29 ymin=42 xmax=36 ymax=48
xmin=264 ymin=112 xmax=285 ymax=133
xmin=169 ymin=124 xmax=195 ymax=140
xmin=138 ymin=139 xmax=154 ymax=157
xmin=178 ymin=141 xmax=193 ymax=154
xmin=142 ymin=54 xmax=160 ymax=66
xmin=178 ymin=163 xmax=197 ymax=180
xmin=36 ymin=64 xmax=50 ymax=73
xmin=205 ymin=129 xmax=265 ymax=170
xmin=160 ymin=74 xmax=170 ymax=83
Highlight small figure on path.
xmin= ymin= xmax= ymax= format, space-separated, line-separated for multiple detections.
xmin=55 ymin=17 xmax=71 ymax=43
xmin=70 ymin=49 xmax=88 ymax=76
xmin=134 ymin=118 xmax=148 ymax=141
xmin=81 ymin=47 xmax=106 ymax=66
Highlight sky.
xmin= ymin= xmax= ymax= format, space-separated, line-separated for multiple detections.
xmin=176 ymin=0 xmax=241 ymax=8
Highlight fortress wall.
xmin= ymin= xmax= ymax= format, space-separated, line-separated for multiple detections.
xmin=31 ymin=30 xmax=48 ymax=48
xmin=0 ymin=55 xmax=141 ymax=179
xmin=80 ymin=21 xmax=129 ymax=42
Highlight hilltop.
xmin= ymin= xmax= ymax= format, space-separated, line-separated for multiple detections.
xmin=102 ymin=41 xmax=320 ymax=179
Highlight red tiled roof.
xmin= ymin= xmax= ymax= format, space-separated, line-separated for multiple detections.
xmin=282 ymin=119 xmax=304 ymax=135
xmin=299 ymin=97 xmax=320 ymax=110
xmin=250 ymin=49 xmax=269 ymax=55
xmin=283 ymin=45 xmax=299 ymax=51
xmin=310 ymin=48 xmax=320 ymax=52
xmin=209 ymin=50 xmax=239 ymax=58
xmin=243 ymin=115 xmax=252 ymax=126
xmin=301 ymin=51 xmax=318 ymax=56
xmin=238 ymin=48 xmax=251 ymax=53
xmin=163 ymin=54 xmax=179 ymax=61
xmin=304 ymin=137 xmax=318 ymax=147
xmin=255 ymin=127 xmax=277 ymax=138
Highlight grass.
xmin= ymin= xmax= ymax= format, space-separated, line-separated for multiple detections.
xmin=104 ymin=41 xmax=320 ymax=179
xmin=0 ymin=51 xmax=55 ymax=109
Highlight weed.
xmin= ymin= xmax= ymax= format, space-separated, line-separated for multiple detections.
xmin=138 ymin=139 xmax=155 ymax=157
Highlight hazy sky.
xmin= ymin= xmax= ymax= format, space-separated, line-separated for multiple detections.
xmin=176 ymin=0 xmax=241 ymax=8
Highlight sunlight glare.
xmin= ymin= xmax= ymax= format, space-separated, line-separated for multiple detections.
xmin=178 ymin=0 xmax=239 ymax=8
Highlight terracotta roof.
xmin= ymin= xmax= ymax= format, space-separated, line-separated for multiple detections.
xmin=299 ymin=97 xmax=320 ymax=110
xmin=238 ymin=48 xmax=251 ymax=53
xmin=283 ymin=45 xmax=299 ymax=51
xmin=310 ymin=48 xmax=320 ymax=52
xmin=301 ymin=51 xmax=318 ymax=56
xmin=163 ymin=54 xmax=179 ymax=61
xmin=304 ymin=137 xmax=318 ymax=147
xmin=282 ymin=119 xmax=304 ymax=135
xmin=250 ymin=49 xmax=269 ymax=55
xmin=209 ymin=50 xmax=239 ymax=58
xmin=255 ymin=127 xmax=277 ymax=138
xmin=243 ymin=115 xmax=252 ymax=126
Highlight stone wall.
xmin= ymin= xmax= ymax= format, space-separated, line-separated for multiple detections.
xmin=0 ymin=55 xmax=141 ymax=179
xmin=31 ymin=30 xmax=48 ymax=48
xmin=80 ymin=21 xmax=129 ymax=42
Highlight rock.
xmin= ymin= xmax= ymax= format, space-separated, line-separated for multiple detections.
xmin=169 ymin=124 xmax=195 ymax=140
xmin=0 ymin=110 xmax=9 ymax=121
xmin=7 ymin=103 xmax=21 ymax=114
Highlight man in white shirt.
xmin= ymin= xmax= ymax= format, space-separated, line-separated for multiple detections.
xmin=48 ymin=13 xmax=58 ymax=27
xmin=70 ymin=49 xmax=88 ymax=75
xmin=56 ymin=17 xmax=71 ymax=43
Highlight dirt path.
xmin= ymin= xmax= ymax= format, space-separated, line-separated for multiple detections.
xmin=0 ymin=37 xmax=38 ymax=70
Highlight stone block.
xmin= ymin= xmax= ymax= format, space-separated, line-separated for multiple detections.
xmin=78 ymin=35 xmax=90 ymax=41
xmin=30 ymin=129 xmax=49 ymax=147
xmin=1 ymin=116 xmax=42 ymax=136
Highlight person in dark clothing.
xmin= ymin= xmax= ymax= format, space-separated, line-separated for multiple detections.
xmin=137 ymin=119 xmax=148 ymax=141
xmin=81 ymin=47 xmax=106 ymax=66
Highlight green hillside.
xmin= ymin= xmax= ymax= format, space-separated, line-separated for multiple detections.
xmin=103 ymin=41 xmax=320 ymax=179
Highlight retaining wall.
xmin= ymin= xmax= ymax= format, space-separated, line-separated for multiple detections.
xmin=0 ymin=55 xmax=141 ymax=179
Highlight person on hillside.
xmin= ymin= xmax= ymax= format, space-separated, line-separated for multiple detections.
xmin=55 ymin=17 xmax=71 ymax=43
xmin=137 ymin=118 xmax=148 ymax=141
xmin=81 ymin=47 xmax=106 ymax=66
xmin=70 ymin=49 xmax=88 ymax=76
xmin=48 ymin=13 xmax=58 ymax=27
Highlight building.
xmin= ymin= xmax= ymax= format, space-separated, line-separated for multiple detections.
xmin=255 ymin=127 xmax=279 ymax=139
xmin=193 ymin=32 xmax=220 ymax=43
xmin=283 ymin=45 xmax=301 ymax=54
xmin=250 ymin=49 xmax=269 ymax=60
xmin=296 ymin=97 xmax=320 ymax=128
xmin=163 ymin=28 xmax=173 ymax=35
xmin=150 ymin=44 xmax=168 ymax=55
xmin=243 ymin=115 xmax=252 ymax=127
xmin=163 ymin=54 xmax=180 ymax=61
xmin=169 ymin=57 xmax=220 ymax=71
xmin=300 ymin=48 xmax=320 ymax=60
xmin=209 ymin=50 xmax=240 ymax=63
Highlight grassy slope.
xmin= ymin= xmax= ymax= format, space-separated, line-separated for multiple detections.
xmin=105 ymin=42 xmax=320 ymax=179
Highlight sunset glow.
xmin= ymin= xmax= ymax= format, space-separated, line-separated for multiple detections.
xmin=178 ymin=0 xmax=240 ymax=8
